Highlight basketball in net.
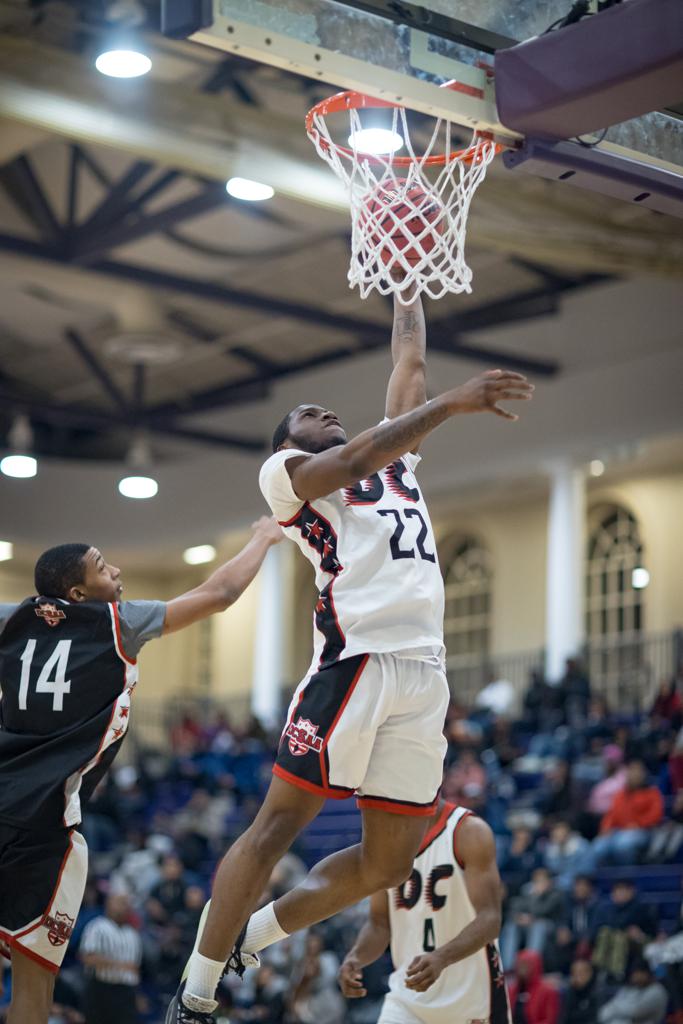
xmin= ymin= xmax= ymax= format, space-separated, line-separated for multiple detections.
xmin=361 ymin=178 xmax=446 ymax=270
xmin=306 ymin=87 xmax=500 ymax=304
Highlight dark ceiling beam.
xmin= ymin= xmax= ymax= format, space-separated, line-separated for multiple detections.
xmin=66 ymin=145 xmax=80 ymax=231
xmin=0 ymin=387 xmax=266 ymax=453
xmin=0 ymin=155 xmax=62 ymax=241
xmin=72 ymin=185 xmax=229 ymax=262
xmin=132 ymin=364 xmax=146 ymax=411
xmin=0 ymin=232 xmax=564 ymax=391
xmin=74 ymin=160 xmax=153 ymax=238
xmin=77 ymin=147 xmax=114 ymax=189
xmin=64 ymin=329 xmax=130 ymax=412
xmin=230 ymin=345 xmax=279 ymax=373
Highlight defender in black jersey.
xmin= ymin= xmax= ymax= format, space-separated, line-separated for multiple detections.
xmin=0 ymin=521 xmax=282 ymax=1024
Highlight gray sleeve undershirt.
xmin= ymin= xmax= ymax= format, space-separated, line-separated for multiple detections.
xmin=116 ymin=600 xmax=167 ymax=658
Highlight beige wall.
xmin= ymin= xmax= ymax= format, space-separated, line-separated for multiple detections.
xmin=2 ymin=468 xmax=681 ymax=704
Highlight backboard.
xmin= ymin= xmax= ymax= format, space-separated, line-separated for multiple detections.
xmin=171 ymin=0 xmax=682 ymax=174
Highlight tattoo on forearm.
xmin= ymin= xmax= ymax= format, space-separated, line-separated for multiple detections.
xmin=395 ymin=312 xmax=419 ymax=343
xmin=371 ymin=402 xmax=445 ymax=453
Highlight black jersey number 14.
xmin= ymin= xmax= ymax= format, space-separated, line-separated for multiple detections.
xmin=18 ymin=638 xmax=72 ymax=712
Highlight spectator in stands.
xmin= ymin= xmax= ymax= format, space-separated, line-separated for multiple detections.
xmin=289 ymin=932 xmax=345 ymax=1024
xmin=545 ymin=875 xmax=600 ymax=975
xmin=596 ymin=960 xmax=667 ymax=1024
xmin=232 ymin=964 xmax=287 ymax=1023
xmin=146 ymin=854 xmax=187 ymax=927
xmin=442 ymin=748 xmax=487 ymax=802
xmin=80 ymin=892 xmax=142 ymax=1024
xmin=564 ymin=876 xmax=600 ymax=947
xmin=523 ymin=670 xmax=562 ymax=735
xmin=558 ymin=658 xmax=591 ymax=727
xmin=536 ymin=760 xmax=576 ymax=820
xmin=587 ymin=745 xmax=627 ymax=817
xmin=501 ymin=867 xmax=566 ymax=968
xmin=507 ymin=949 xmax=560 ymax=1024
xmin=170 ymin=713 xmax=203 ymax=755
xmin=582 ymin=697 xmax=614 ymax=744
xmin=581 ymin=759 xmax=664 ymax=871
xmin=591 ymin=881 xmax=657 ymax=980
xmin=559 ymin=959 xmax=599 ymax=1024
xmin=544 ymin=820 xmax=590 ymax=890
xmin=500 ymin=826 xmax=543 ymax=897
xmin=475 ymin=671 xmax=516 ymax=719
xmin=650 ymin=677 xmax=683 ymax=732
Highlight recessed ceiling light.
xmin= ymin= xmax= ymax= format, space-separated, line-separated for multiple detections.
xmin=95 ymin=49 xmax=152 ymax=78
xmin=0 ymin=541 xmax=13 ymax=561
xmin=348 ymin=127 xmax=404 ymax=155
xmin=183 ymin=544 xmax=217 ymax=566
xmin=118 ymin=475 xmax=158 ymax=499
xmin=1 ymin=454 xmax=37 ymax=479
xmin=226 ymin=177 xmax=275 ymax=201
xmin=589 ymin=459 xmax=605 ymax=477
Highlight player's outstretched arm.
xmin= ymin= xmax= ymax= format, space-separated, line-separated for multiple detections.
xmin=405 ymin=816 xmax=502 ymax=993
xmin=338 ymin=891 xmax=391 ymax=999
xmin=385 ymin=280 xmax=427 ymax=424
xmin=162 ymin=517 xmax=282 ymax=635
xmin=288 ymin=369 xmax=534 ymax=502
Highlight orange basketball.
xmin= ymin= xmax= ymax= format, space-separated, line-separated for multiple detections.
xmin=362 ymin=179 xmax=445 ymax=267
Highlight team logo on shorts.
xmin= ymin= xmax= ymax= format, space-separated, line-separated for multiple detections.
xmin=43 ymin=911 xmax=74 ymax=947
xmin=286 ymin=716 xmax=323 ymax=756
xmin=35 ymin=602 xmax=66 ymax=627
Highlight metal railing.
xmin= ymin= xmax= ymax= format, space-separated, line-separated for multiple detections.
xmin=125 ymin=628 xmax=681 ymax=754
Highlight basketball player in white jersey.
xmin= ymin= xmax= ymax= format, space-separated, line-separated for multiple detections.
xmin=339 ymin=801 xmax=511 ymax=1024
xmin=170 ymin=287 xmax=533 ymax=1023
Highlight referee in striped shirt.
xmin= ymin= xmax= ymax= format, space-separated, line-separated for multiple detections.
xmin=80 ymin=892 xmax=142 ymax=1024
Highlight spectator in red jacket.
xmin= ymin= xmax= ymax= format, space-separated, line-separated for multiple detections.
xmin=508 ymin=950 xmax=560 ymax=1024
xmin=579 ymin=760 xmax=664 ymax=872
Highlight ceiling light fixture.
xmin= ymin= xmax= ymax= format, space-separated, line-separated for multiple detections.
xmin=348 ymin=127 xmax=404 ymax=155
xmin=95 ymin=49 xmax=152 ymax=78
xmin=0 ymin=541 xmax=13 ymax=561
xmin=118 ymin=435 xmax=157 ymax=499
xmin=183 ymin=544 xmax=217 ymax=566
xmin=226 ymin=177 xmax=275 ymax=201
xmin=589 ymin=459 xmax=605 ymax=477
xmin=118 ymin=475 xmax=158 ymax=500
xmin=1 ymin=416 xmax=38 ymax=479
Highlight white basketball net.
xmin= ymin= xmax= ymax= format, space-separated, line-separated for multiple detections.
xmin=307 ymin=104 xmax=497 ymax=305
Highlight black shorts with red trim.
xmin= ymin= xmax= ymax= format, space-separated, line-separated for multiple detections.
xmin=274 ymin=651 xmax=449 ymax=816
xmin=0 ymin=820 xmax=88 ymax=973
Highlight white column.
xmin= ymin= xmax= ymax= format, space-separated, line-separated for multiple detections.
xmin=545 ymin=461 xmax=586 ymax=683
xmin=251 ymin=543 xmax=288 ymax=729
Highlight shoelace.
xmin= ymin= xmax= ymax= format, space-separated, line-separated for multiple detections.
xmin=223 ymin=922 xmax=249 ymax=979
xmin=177 ymin=1004 xmax=215 ymax=1024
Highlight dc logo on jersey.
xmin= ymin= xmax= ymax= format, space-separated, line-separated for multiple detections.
xmin=286 ymin=716 xmax=323 ymax=756
xmin=43 ymin=911 xmax=74 ymax=947
xmin=35 ymin=602 xmax=66 ymax=627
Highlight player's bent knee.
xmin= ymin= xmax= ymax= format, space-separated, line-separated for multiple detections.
xmin=362 ymin=855 xmax=414 ymax=892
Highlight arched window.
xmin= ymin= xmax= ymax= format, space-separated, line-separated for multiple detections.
xmin=443 ymin=538 xmax=492 ymax=685
xmin=586 ymin=505 xmax=644 ymax=639
xmin=586 ymin=505 xmax=645 ymax=700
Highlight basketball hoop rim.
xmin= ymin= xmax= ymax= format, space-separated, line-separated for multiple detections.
xmin=305 ymin=88 xmax=504 ymax=167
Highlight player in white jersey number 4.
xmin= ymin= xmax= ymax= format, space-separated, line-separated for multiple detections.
xmin=169 ymin=285 xmax=533 ymax=1023
xmin=340 ymin=802 xmax=512 ymax=1024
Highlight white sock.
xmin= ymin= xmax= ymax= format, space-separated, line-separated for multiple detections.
xmin=242 ymin=902 xmax=289 ymax=954
xmin=184 ymin=950 xmax=224 ymax=1004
